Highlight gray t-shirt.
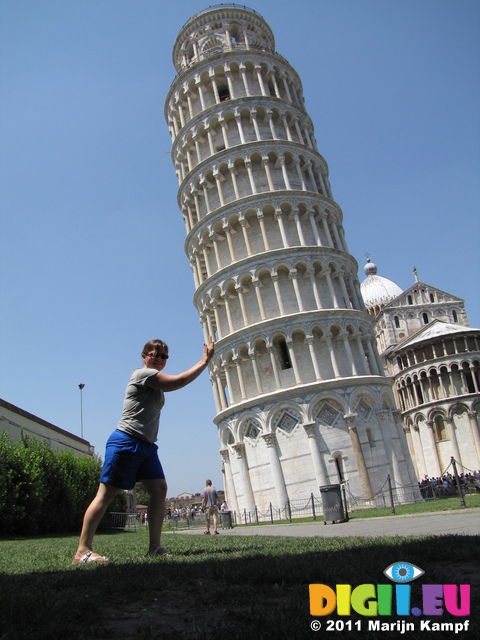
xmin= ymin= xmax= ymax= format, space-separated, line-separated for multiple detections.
xmin=117 ymin=368 xmax=165 ymax=443
xmin=202 ymin=486 xmax=219 ymax=508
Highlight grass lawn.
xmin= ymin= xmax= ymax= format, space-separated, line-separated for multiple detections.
xmin=1 ymin=501 xmax=478 ymax=639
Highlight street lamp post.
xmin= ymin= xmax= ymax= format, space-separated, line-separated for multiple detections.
xmin=78 ymin=383 xmax=85 ymax=439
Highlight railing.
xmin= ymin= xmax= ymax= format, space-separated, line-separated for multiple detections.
xmin=224 ymin=477 xmax=477 ymax=526
xmin=166 ymin=512 xmax=207 ymax=532
xmin=345 ymin=482 xmax=422 ymax=512
xmin=417 ymin=482 xmax=478 ymax=501
xmin=100 ymin=466 xmax=478 ymax=533
xmin=100 ymin=512 xmax=140 ymax=532
xmin=181 ymin=5 xmax=264 ymax=31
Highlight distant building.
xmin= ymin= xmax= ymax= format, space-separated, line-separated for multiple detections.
xmin=168 ymin=490 xmax=225 ymax=512
xmin=176 ymin=492 xmax=196 ymax=502
xmin=361 ymin=260 xmax=480 ymax=478
xmin=0 ymin=398 xmax=94 ymax=457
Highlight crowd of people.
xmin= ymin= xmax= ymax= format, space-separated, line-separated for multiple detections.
xmin=418 ymin=470 xmax=480 ymax=498
xmin=164 ymin=499 xmax=230 ymax=523
xmin=166 ymin=506 xmax=201 ymax=521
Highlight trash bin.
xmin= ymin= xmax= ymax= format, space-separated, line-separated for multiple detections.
xmin=319 ymin=484 xmax=347 ymax=525
xmin=221 ymin=510 xmax=233 ymax=529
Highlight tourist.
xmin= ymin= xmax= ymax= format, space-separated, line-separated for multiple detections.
xmin=201 ymin=479 xmax=221 ymax=535
xmin=73 ymin=336 xmax=215 ymax=563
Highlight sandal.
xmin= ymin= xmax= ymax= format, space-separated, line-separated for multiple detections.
xmin=73 ymin=551 xmax=108 ymax=564
xmin=146 ymin=545 xmax=171 ymax=557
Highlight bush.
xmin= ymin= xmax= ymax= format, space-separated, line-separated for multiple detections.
xmin=0 ymin=431 xmax=121 ymax=535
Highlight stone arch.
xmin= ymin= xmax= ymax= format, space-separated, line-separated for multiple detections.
xmin=290 ymin=325 xmax=314 ymax=380
xmin=350 ymin=388 xmax=378 ymax=421
xmin=430 ymin=409 xmax=448 ymax=443
xmin=268 ymin=403 xmax=305 ymax=436
xmin=270 ymin=329 xmax=292 ymax=372
xmin=248 ymin=334 xmax=275 ymax=393
xmin=228 ymin=24 xmax=247 ymax=45
xmin=311 ymin=394 xmax=348 ymax=428
xmin=380 ymin=391 xmax=396 ymax=411
xmin=219 ymin=423 xmax=236 ymax=448
xmin=238 ymin=414 xmax=263 ymax=443
xmin=428 ymin=407 xmax=448 ymax=423
xmin=449 ymin=401 xmax=470 ymax=422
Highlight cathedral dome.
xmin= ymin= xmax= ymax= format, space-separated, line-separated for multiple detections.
xmin=360 ymin=258 xmax=403 ymax=315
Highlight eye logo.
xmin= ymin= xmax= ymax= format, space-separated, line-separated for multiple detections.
xmin=384 ymin=562 xmax=424 ymax=583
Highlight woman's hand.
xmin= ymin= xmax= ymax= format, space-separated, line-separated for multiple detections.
xmin=203 ymin=336 xmax=215 ymax=364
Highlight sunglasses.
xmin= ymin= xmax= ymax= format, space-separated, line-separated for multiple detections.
xmin=147 ymin=352 xmax=169 ymax=360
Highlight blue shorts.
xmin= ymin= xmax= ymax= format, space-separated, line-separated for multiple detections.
xmin=99 ymin=429 xmax=165 ymax=490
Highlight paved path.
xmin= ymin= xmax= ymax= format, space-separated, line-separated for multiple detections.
xmin=173 ymin=509 xmax=479 ymax=538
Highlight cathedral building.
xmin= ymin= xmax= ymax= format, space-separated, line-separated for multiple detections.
xmin=164 ymin=6 xmax=417 ymax=513
xmin=361 ymin=259 xmax=480 ymax=479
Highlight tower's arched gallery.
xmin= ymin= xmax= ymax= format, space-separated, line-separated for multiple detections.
xmin=164 ymin=6 xmax=417 ymax=512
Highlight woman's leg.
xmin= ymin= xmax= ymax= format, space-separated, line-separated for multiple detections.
xmin=142 ymin=478 xmax=168 ymax=553
xmin=74 ymin=482 xmax=120 ymax=561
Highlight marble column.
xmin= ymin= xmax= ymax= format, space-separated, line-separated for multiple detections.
xmin=467 ymin=411 xmax=480 ymax=462
xmin=261 ymin=432 xmax=288 ymax=507
xmin=232 ymin=442 xmax=256 ymax=511
xmin=392 ymin=410 xmax=418 ymax=485
xmin=411 ymin=424 xmax=427 ymax=479
xmin=220 ymin=448 xmax=239 ymax=514
xmin=303 ymin=422 xmax=328 ymax=487
xmin=403 ymin=425 xmax=420 ymax=480
xmin=445 ymin=417 xmax=463 ymax=472
xmin=376 ymin=409 xmax=402 ymax=485
xmin=345 ymin=413 xmax=373 ymax=499
xmin=424 ymin=421 xmax=442 ymax=477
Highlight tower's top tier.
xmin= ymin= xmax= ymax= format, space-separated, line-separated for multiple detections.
xmin=172 ymin=4 xmax=275 ymax=72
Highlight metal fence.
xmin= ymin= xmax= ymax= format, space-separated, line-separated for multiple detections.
xmin=417 ymin=482 xmax=477 ymax=501
xmin=167 ymin=512 xmax=208 ymax=532
xmin=218 ymin=479 xmax=475 ymax=526
xmin=232 ymin=495 xmax=321 ymax=526
xmin=100 ymin=512 xmax=140 ymax=532
xmin=100 ymin=472 xmax=477 ymax=532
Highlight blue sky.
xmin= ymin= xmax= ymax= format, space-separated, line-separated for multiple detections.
xmin=1 ymin=0 xmax=479 ymax=497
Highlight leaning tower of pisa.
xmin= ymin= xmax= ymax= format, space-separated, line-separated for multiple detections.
xmin=165 ymin=5 xmax=417 ymax=513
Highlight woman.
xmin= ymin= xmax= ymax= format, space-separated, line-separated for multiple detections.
xmin=73 ymin=336 xmax=215 ymax=563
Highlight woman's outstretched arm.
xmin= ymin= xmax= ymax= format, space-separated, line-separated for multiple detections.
xmin=146 ymin=336 xmax=215 ymax=392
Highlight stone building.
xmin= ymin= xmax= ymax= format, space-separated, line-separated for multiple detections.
xmin=0 ymin=397 xmax=93 ymax=456
xmin=361 ymin=260 xmax=480 ymax=479
xmin=164 ymin=6 xmax=417 ymax=513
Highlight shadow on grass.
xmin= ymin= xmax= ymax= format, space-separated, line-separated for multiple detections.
xmin=0 ymin=533 xmax=478 ymax=640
